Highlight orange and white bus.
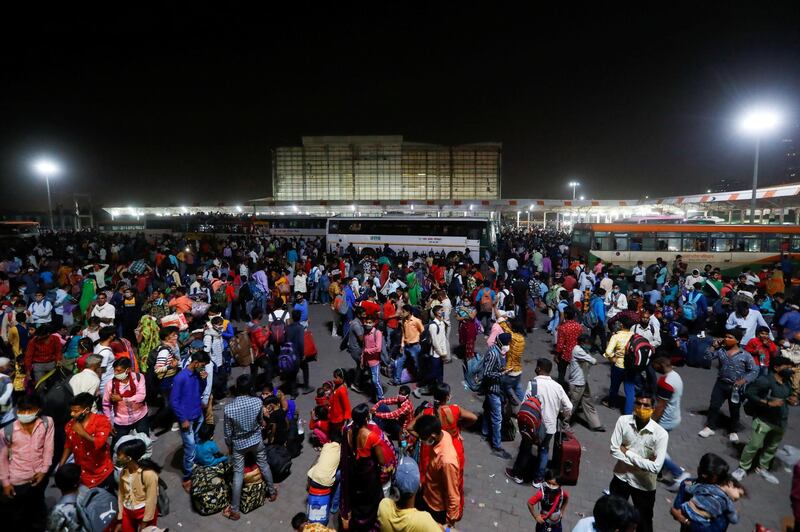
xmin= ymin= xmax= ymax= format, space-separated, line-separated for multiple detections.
xmin=570 ymin=223 xmax=800 ymax=274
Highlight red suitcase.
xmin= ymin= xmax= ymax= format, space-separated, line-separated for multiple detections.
xmin=552 ymin=430 xmax=581 ymax=485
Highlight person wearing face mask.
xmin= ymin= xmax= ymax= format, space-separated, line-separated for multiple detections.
xmin=605 ymin=283 xmax=628 ymax=320
xmin=413 ymin=414 xmax=462 ymax=527
xmin=204 ymin=316 xmax=225 ymax=398
xmin=69 ymin=354 xmax=104 ymax=402
xmin=0 ymin=394 xmax=54 ymax=531
xmin=103 ymin=357 xmax=149 ymax=444
xmin=481 ymin=332 xmax=513 ymax=459
xmin=114 ymin=438 xmax=163 ymax=532
xmin=61 ymin=392 xmax=115 ymax=490
xmin=170 ymin=350 xmax=210 ymax=492
xmin=732 ymin=356 xmax=799 ymax=484
xmin=608 ymin=393 xmax=668 ymax=532
xmin=361 ymin=317 xmax=384 ymax=402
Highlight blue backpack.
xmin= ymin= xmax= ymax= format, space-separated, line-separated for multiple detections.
xmin=278 ymin=342 xmax=297 ymax=375
xmin=681 ymin=292 xmax=701 ymax=322
xmin=462 ymin=351 xmax=486 ymax=392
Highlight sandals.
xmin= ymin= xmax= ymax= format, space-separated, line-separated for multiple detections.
xmin=268 ymin=487 xmax=279 ymax=502
xmin=181 ymin=480 xmax=192 ymax=493
xmin=222 ymin=507 xmax=241 ymax=521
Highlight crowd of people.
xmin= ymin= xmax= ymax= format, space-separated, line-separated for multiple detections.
xmin=0 ymin=225 xmax=798 ymax=532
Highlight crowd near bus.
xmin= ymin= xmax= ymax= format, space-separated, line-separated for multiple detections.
xmin=0 ymin=221 xmax=799 ymax=532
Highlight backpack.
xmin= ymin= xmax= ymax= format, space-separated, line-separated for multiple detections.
xmin=230 ymin=331 xmax=253 ymax=367
xmin=479 ymin=289 xmax=493 ymax=313
xmin=268 ymin=313 xmax=287 ymax=345
xmin=4 ymin=416 xmax=50 ymax=453
xmin=582 ymin=307 xmax=599 ymax=329
xmin=624 ymin=334 xmax=654 ymax=375
xmin=265 ymin=443 xmax=292 ymax=483
xmin=336 ymin=295 xmax=349 ymax=315
xmin=76 ymin=486 xmax=118 ymax=532
xmin=278 ymin=342 xmax=298 ymax=375
xmin=248 ymin=325 xmax=270 ymax=357
xmin=240 ymin=480 xmax=268 ymax=514
xmin=35 ymin=367 xmax=74 ymax=425
xmin=681 ymin=292 xmax=701 ymax=322
xmin=419 ymin=322 xmax=439 ymax=355
xmin=448 ymin=274 xmax=463 ymax=299
xmin=517 ymin=382 xmax=545 ymax=445
xmin=190 ymin=463 xmax=230 ymax=516
xmin=462 ymin=351 xmax=486 ymax=393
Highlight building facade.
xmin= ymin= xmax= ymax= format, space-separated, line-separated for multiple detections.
xmin=272 ymin=135 xmax=501 ymax=201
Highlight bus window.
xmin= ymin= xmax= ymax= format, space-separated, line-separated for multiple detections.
xmin=735 ymin=234 xmax=762 ymax=252
xmin=682 ymin=233 xmax=708 ymax=252
xmin=764 ymin=234 xmax=792 ymax=252
xmin=613 ymin=233 xmax=628 ymax=251
xmin=792 ymin=238 xmax=800 ymax=253
xmin=710 ymin=233 xmax=735 ymax=252
xmin=655 ymin=232 xmax=681 ymax=252
xmin=592 ymin=231 xmax=611 ymax=250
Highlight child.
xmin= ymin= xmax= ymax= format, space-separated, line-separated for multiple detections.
xmin=309 ymin=405 xmax=331 ymax=446
xmin=527 ymin=469 xmax=569 ymax=532
xmin=744 ymin=325 xmax=777 ymax=376
xmin=195 ymin=423 xmax=229 ymax=466
xmin=315 ymin=383 xmax=332 ymax=409
xmin=328 ymin=368 xmax=352 ymax=438
xmin=47 ymin=463 xmax=83 ymax=532
xmin=671 ymin=452 xmax=742 ymax=530
xmin=116 ymin=438 xmax=162 ymax=532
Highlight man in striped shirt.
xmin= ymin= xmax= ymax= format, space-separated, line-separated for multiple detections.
xmin=481 ymin=332 xmax=512 ymax=459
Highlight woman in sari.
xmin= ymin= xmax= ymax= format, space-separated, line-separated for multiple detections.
xmin=408 ymin=383 xmax=476 ymax=517
xmin=78 ymin=275 xmax=96 ymax=318
xmin=405 ymin=272 xmax=420 ymax=307
xmin=339 ymin=403 xmax=385 ymax=532
xmin=766 ymin=268 xmax=785 ymax=296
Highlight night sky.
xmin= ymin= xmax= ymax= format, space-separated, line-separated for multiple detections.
xmin=2 ymin=5 xmax=799 ymax=211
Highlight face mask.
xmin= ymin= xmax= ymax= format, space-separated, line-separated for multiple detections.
xmin=364 ymin=325 xmax=373 ymax=331
xmin=613 ymin=289 xmax=620 ymax=294
xmin=634 ymin=405 xmax=654 ymax=423
xmin=501 ymin=345 xmax=510 ymax=354
xmin=117 ymin=456 xmax=131 ymax=467
xmin=779 ymin=368 xmax=794 ymax=380
xmin=114 ymin=372 xmax=129 ymax=381
xmin=17 ymin=412 xmax=38 ymax=424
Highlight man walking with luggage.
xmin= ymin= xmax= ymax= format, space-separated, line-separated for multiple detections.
xmin=608 ymin=393 xmax=668 ymax=532
xmin=171 ymin=351 xmax=210 ymax=492
xmin=223 ymin=375 xmax=278 ymax=521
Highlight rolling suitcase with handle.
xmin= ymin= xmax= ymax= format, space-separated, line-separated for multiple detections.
xmin=552 ymin=429 xmax=581 ymax=485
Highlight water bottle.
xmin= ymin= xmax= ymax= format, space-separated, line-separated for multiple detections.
xmin=731 ymin=386 xmax=740 ymax=404
xmin=298 ymin=416 xmax=305 ymax=435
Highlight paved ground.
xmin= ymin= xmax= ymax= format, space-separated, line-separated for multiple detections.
xmin=60 ymin=305 xmax=800 ymax=531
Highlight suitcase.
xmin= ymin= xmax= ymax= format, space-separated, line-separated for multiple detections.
xmin=526 ymin=307 xmax=536 ymax=330
xmin=552 ymin=430 xmax=581 ymax=485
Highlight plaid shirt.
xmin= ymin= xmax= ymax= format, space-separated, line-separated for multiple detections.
xmin=372 ymin=396 xmax=414 ymax=432
xmin=223 ymin=395 xmax=264 ymax=450
xmin=128 ymin=259 xmax=147 ymax=275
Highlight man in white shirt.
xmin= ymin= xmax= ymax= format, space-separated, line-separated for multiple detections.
xmin=90 ymin=292 xmax=116 ymax=325
xmin=632 ymin=261 xmax=645 ymax=288
xmin=608 ymin=393 xmax=668 ymax=532
xmin=69 ymin=354 xmax=104 ymax=407
xmin=27 ymin=291 xmax=53 ymax=326
xmin=630 ymin=304 xmax=662 ymax=349
xmin=507 ymin=358 xmax=572 ymax=486
xmin=605 ymin=283 xmax=628 ymax=320
xmin=506 ymin=255 xmax=519 ymax=275
xmin=90 ymin=263 xmax=110 ymax=290
xmin=93 ymin=326 xmax=117 ymax=394
xmin=726 ymin=301 xmax=772 ymax=344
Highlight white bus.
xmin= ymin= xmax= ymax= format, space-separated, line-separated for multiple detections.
xmin=0 ymin=221 xmax=41 ymax=239
xmin=326 ymin=216 xmax=494 ymax=261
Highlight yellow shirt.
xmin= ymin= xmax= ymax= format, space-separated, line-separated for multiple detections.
xmin=401 ymin=317 xmax=424 ymax=346
xmin=604 ymin=329 xmax=634 ymax=369
xmin=377 ymin=497 xmax=442 ymax=532
xmin=7 ymin=325 xmax=20 ymax=356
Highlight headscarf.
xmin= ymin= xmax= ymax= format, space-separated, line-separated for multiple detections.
xmin=406 ymin=271 xmax=420 ymax=306
xmin=137 ymin=315 xmax=160 ymax=372
xmin=79 ymin=277 xmax=96 ymax=316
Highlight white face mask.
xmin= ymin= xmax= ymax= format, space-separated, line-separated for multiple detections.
xmin=501 ymin=345 xmax=510 ymax=354
xmin=17 ymin=412 xmax=38 ymax=424
xmin=114 ymin=372 xmax=129 ymax=381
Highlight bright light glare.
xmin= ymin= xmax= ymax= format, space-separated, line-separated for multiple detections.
xmin=235 ymin=205 xmax=243 ymax=213
xmin=579 ymin=195 xmax=585 ymax=200
xmin=33 ymin=158 xmax=61 ymax=177
xmin=738 ymin=108 xmax=782 ymax=135
xmin=568 ymin=181 xmax=579 ymax=187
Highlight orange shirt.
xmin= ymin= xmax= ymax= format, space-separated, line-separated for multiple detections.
xmin=423 ymin=431 xmax=462 ymax=523
xmin=168 ymin=295 xmax=193 ymax=314
xmin=401 ymin=316 xmax=424 ymax=346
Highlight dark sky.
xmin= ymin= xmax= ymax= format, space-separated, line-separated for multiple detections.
xmin=2 ymin=5 xmax=799 ymax=211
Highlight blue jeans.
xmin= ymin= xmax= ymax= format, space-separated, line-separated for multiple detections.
xmin=536 ymin=433 xmax=554 ymax=482
xmin=231 ymin=441 xmax=275 ymax=512
xmin=502 ymin=374 xmax=525 ymax=405
xmin=404 ymin=343 xmax=421 ymax=375
xmin=393 ymin=351 xmax=406 ymax=383
xmin=482 ymin=392 xmax=503 ymax=450
xmin=179 ymin=417 xmax=203 ymax=480
xmin=369 ymin=364 xmax=384 ymax=401
xmin=425 ymin=356 xmax=443 ymax=388
xmin=342 ymin=308 xmax=354 ymax=338
xmin=609 ymin=365 xmax=636 ymax=415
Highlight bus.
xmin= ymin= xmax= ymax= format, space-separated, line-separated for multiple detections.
xmin=0 ymin=221 xmax=41 ymax=239
xmin=326 ymin=216 xmax=495 ymax=262
xmin=570 ymin=223 xmax=800 ymax=275
xmin=98 ymin=216 xmax=327 ymax=239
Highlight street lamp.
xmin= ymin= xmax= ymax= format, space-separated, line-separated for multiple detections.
xmin=738 ymin=107 xmax=783 ymax=223
xmin=32 ymin=158 xmax=61 ymax=231
xmin=568 ymin=180 xmax=580 ymax=200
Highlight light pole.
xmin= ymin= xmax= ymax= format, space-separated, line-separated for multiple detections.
xmin=738 ymin=108 xmax=782 ymax=224
xmin=32 ymin=158 xmax=61 ymax=231
xmin=568 ymin=180 xmax=580 ymax=200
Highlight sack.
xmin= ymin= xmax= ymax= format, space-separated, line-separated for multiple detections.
xmin=157 ymin=477 xmax=170 ymax=516
xmin=479 ymin=289 xmax=493 ymax=313
xmin=230 ymin=331 xmax=253 ymax=367
xmin=517 ymin=396 xmax=546 ymax=445
xmin=304 ymin=330 xmax=318 ymax=360
xmin=462 ymin=351 xmax=486 ymax=392
xmin=336 ymin=295 xmax=349 ymax=315
xmin=623 ymin=334 xmax=653 ymax=375
xmin=76 ymin=486 xmax=118 ymax=532
xmin=35 ymin=367 xmax=74 ymax=425
xmin=265 ymin=443 xmax=292 ymax=483
xmin=191 ymin=463 xmax=230 ymax=516
xmin=191 ymin=301 xmax=210 ymax=317
xmin=278 ymin=342 xmax=298 ymax=375
xmin=681 ymin=292 xmax=701 ymax=322
xmin=161 ymin=313 xmax=189 ymax=331
xmin=212 ymin=287 xmax=228 ymax=307
xmin=239 ymin=480 xmax=268 ymax=514
xmin=248 ymin=325 xmax=270 ymax=356
xmin=268 ymin=313 xmax=287 ymax=345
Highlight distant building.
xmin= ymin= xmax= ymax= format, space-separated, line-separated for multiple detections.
xmin=783 ymin=127 xmax=798 ymax=183
xmin=709 ymin=178 xmax=747 ymax=193
xmin=272 ymin=135 xmax=501 ymax=201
